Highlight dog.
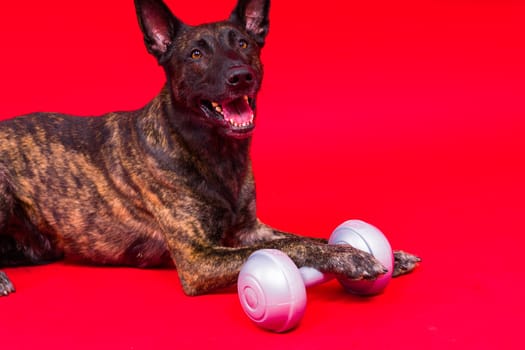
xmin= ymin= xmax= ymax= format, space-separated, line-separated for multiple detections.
xmin=0 ymin=0 xmax=419 ymax=297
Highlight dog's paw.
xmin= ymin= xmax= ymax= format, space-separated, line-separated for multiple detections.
xmin=316 ymin=244 xmax=388 ymax=281
xmin=392 ymin=250 xmax=421 ymax=277
xmin=0 ymin=271 xmax=16 ymax=296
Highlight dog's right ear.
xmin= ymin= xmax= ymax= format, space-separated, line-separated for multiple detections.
xmin=134 ymin=0 xmax=183 ymax=64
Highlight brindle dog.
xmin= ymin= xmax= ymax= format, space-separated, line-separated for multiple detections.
xmin=0 ymin=0 xmax=419 ymax=297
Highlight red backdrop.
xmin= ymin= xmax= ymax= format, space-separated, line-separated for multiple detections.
xmin=1 ymin=0 xmax=524 ymax=349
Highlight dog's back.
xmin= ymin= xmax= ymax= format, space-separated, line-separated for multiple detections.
xmin=0 ymin=94 xmax=179 ymax=268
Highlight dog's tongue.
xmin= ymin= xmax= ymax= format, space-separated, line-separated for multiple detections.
xmin=223 ymin=98 xmax=253 ymax=125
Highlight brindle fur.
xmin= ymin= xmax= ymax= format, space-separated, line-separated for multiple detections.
xmin=0 ymin=0 xmax=419 ymax=297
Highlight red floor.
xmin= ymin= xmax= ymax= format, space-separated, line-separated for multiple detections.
xmin=1 ymin=0 xmax=524 ymax=349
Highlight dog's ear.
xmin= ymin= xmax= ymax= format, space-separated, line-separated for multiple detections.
xmin=134 ymin=0 xmax=183 ymax=64
xmin=229 ymin=0 xmax=270 ymax=47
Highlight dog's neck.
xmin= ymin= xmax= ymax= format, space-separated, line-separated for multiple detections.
xmin=138 ymin=85 xmax=253 ymax=204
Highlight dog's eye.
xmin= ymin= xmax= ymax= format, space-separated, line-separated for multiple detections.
xmin=191 ymin=49 xmax=203 ymax=60
xmin=239 ymin=39 xmax=248 ymax=49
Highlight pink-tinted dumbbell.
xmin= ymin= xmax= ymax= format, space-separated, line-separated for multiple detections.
xmin=237 ymin=220 xmax=394 ymax=332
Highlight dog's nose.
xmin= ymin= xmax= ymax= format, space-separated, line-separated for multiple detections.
xmin=226 ymin=67 xmax=255 ymax=87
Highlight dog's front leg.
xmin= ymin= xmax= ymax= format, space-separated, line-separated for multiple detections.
xmin=160 ymin=218 xmax=387 ymax=296
xmin=251 ymin=221 xmax=421 ymax=278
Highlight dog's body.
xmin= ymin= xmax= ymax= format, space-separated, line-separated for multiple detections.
xmin=0 ymin=0 xmax=419 ymax=297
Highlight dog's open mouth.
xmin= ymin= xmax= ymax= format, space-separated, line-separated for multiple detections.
xmin=200 ymin=96 xmax=255 ymax=137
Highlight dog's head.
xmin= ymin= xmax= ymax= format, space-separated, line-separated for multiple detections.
xmin=135 ymin=0 xmax=270 ymax=139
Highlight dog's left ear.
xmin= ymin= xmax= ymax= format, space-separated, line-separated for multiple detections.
xmin=229 ymin=0 xmax=270 ymax=47
xmin=135 ymin=0 xmax=183 ymax=64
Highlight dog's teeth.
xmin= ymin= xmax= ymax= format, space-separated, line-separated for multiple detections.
xmin=243 ymin=96 xmax=249 ymax=102
xmin=226 ymin=118 xmax=254 ymax=128
xmin=215 ymin=106 xmax=223 ymax=114
xmin=211 ymin=102 xmax=219 ymax=108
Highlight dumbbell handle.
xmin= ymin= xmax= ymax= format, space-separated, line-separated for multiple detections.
xmin=299 ymin=266 xmax=334 ymax=287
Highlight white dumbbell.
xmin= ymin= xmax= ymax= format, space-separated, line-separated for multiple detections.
xmin=237 ymin=220 xmax=394 ymax=332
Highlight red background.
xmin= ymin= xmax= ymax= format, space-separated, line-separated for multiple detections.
xmin=1 ymin=0 xmax=524 ymax=348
